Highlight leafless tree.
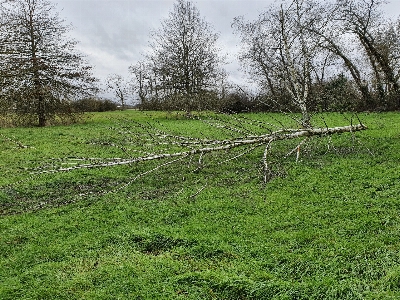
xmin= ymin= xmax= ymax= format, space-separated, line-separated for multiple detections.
xmin=234 ymin=0 xmax=333 ymax=128
xmin=234 ymin=0 xmax=400 ymax=112
xmin=337 ymin=0 xmax=400 ymax=108
xmin=106 ymin=74 xmax=131 ymax=110
xmin=0 ymin=108 xmax=368 ymax=214
xmin=134 ymin=0 xmax=226 ymax=113
xmin=23 ymin=115 xmax=367 ymax=192
xmin=129 ymin=60 xmax=156 ymax=106
xmin=310 ymin=0 xmax=399 ymax=109
xmin=301 ymin=1 xmax=372 ymax=106
xmin=0 ymin=0 xmax=98 ymax=126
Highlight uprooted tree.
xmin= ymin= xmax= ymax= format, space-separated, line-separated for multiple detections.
xmin=0 ymin=0 xmax=98 ymax=126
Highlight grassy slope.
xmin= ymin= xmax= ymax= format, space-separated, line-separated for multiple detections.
xmin=0 ymin=111 xmax=399 ymax=299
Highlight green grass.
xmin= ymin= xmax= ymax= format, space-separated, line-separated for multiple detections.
xmin=0 ymin=111 xmax=399 ymax=299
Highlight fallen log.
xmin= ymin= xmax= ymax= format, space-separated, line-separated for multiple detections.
xmin=35 ymin=123 xmax=367 ymax=174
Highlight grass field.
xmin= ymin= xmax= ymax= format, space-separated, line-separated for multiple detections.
xmin=0 ymin=111 xmax=399 ymax=299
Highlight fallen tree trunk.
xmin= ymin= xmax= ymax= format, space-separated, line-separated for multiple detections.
xmin=38 ymin=123 xmax=367 ymax=174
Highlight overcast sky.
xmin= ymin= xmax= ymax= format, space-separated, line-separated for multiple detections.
xmin=51 ymin=0 xmax=400 ymax=100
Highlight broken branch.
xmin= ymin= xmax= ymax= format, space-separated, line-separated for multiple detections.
xmin=32 ymin=124 xmax=367 ymax=174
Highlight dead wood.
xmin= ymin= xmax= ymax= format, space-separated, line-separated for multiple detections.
xmin=35 ymin=123 xmax=367 ymax=174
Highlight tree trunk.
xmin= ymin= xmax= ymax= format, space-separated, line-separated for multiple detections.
xmin=44 ymin=123 xmax=367 ymax=173
xmin=38 ymin=93 xmax=46 ymax=127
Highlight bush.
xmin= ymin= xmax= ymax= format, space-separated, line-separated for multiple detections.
xmin=0 ymin=94 xmax=83 ymax=127
xmin=139 ymin=91 xmax=222 ymax=113
xmin=218 ymin=91 xmax=254 ymax=113
xmin=72 ymin=98 xmax=118 ymax=112
xmin=311 ymin=74 xmax=361 ymax=112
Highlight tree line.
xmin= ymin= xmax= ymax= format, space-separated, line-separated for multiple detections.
xmin=232 ymin=0 xmax=400 ymax=117
xmin=128 ymin=0 xmax=399 ymax=118
xmin=1 ymin=0 xmax=399 ymax=127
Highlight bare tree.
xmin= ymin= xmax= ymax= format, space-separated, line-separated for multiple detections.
xmin=234 ymin=0 xmax=400 ymax=112
xmin=234 ymin=0 xmax=330 ymax=128
xmin=337 ymin=0 xmax=400 ymax=108
xmin=0 ymin=109 xmax=368 ymax=214
xmin=0 ymin=0 xmax=98 ymax=126
xmin=306 ymin=4 xmax=372 ymax=107
xmin=129 ymin=60 xmax=155 ymax=106
xmin=21 ymin=115 xmax=367 ymax=192
xmin=136 ymin=0 xmax=226 ymax=113
xmin=106 ymin=74 xmax=131 ymax=110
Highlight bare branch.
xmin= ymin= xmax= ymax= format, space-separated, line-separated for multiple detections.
xmin=31 ymin=124 xmax=367 ymax=175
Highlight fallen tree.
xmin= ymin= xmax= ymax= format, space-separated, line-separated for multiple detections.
xmin=0 ymin=111 xmax=370 ymax=214
xmin=33 ymin=123 xmax=367 ymax=182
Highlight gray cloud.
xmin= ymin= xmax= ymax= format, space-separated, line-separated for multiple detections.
xmin=51 ymin=0 xmax=400 ymax=99
xmin=53 ymin=1 xmax=274 ymax=82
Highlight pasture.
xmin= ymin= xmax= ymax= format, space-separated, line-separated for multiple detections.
xmin=1 ymin=111 xmax=399 ymax=299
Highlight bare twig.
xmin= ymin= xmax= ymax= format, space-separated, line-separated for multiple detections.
xmin=263 ymin=139 xmax=275 ymax=183
xmin=284 ymin=137 xmax=309 ymax=160
xmin=190 ymin=183 xmax=208 ymax=199
xmin=218 ymin=143 xmax=263 ymax=165
xmin=0 ymin=133 xmax=30 ymax=149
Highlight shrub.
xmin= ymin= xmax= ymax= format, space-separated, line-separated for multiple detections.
xmin=72 ymin=98 xmax=118 ymax=112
